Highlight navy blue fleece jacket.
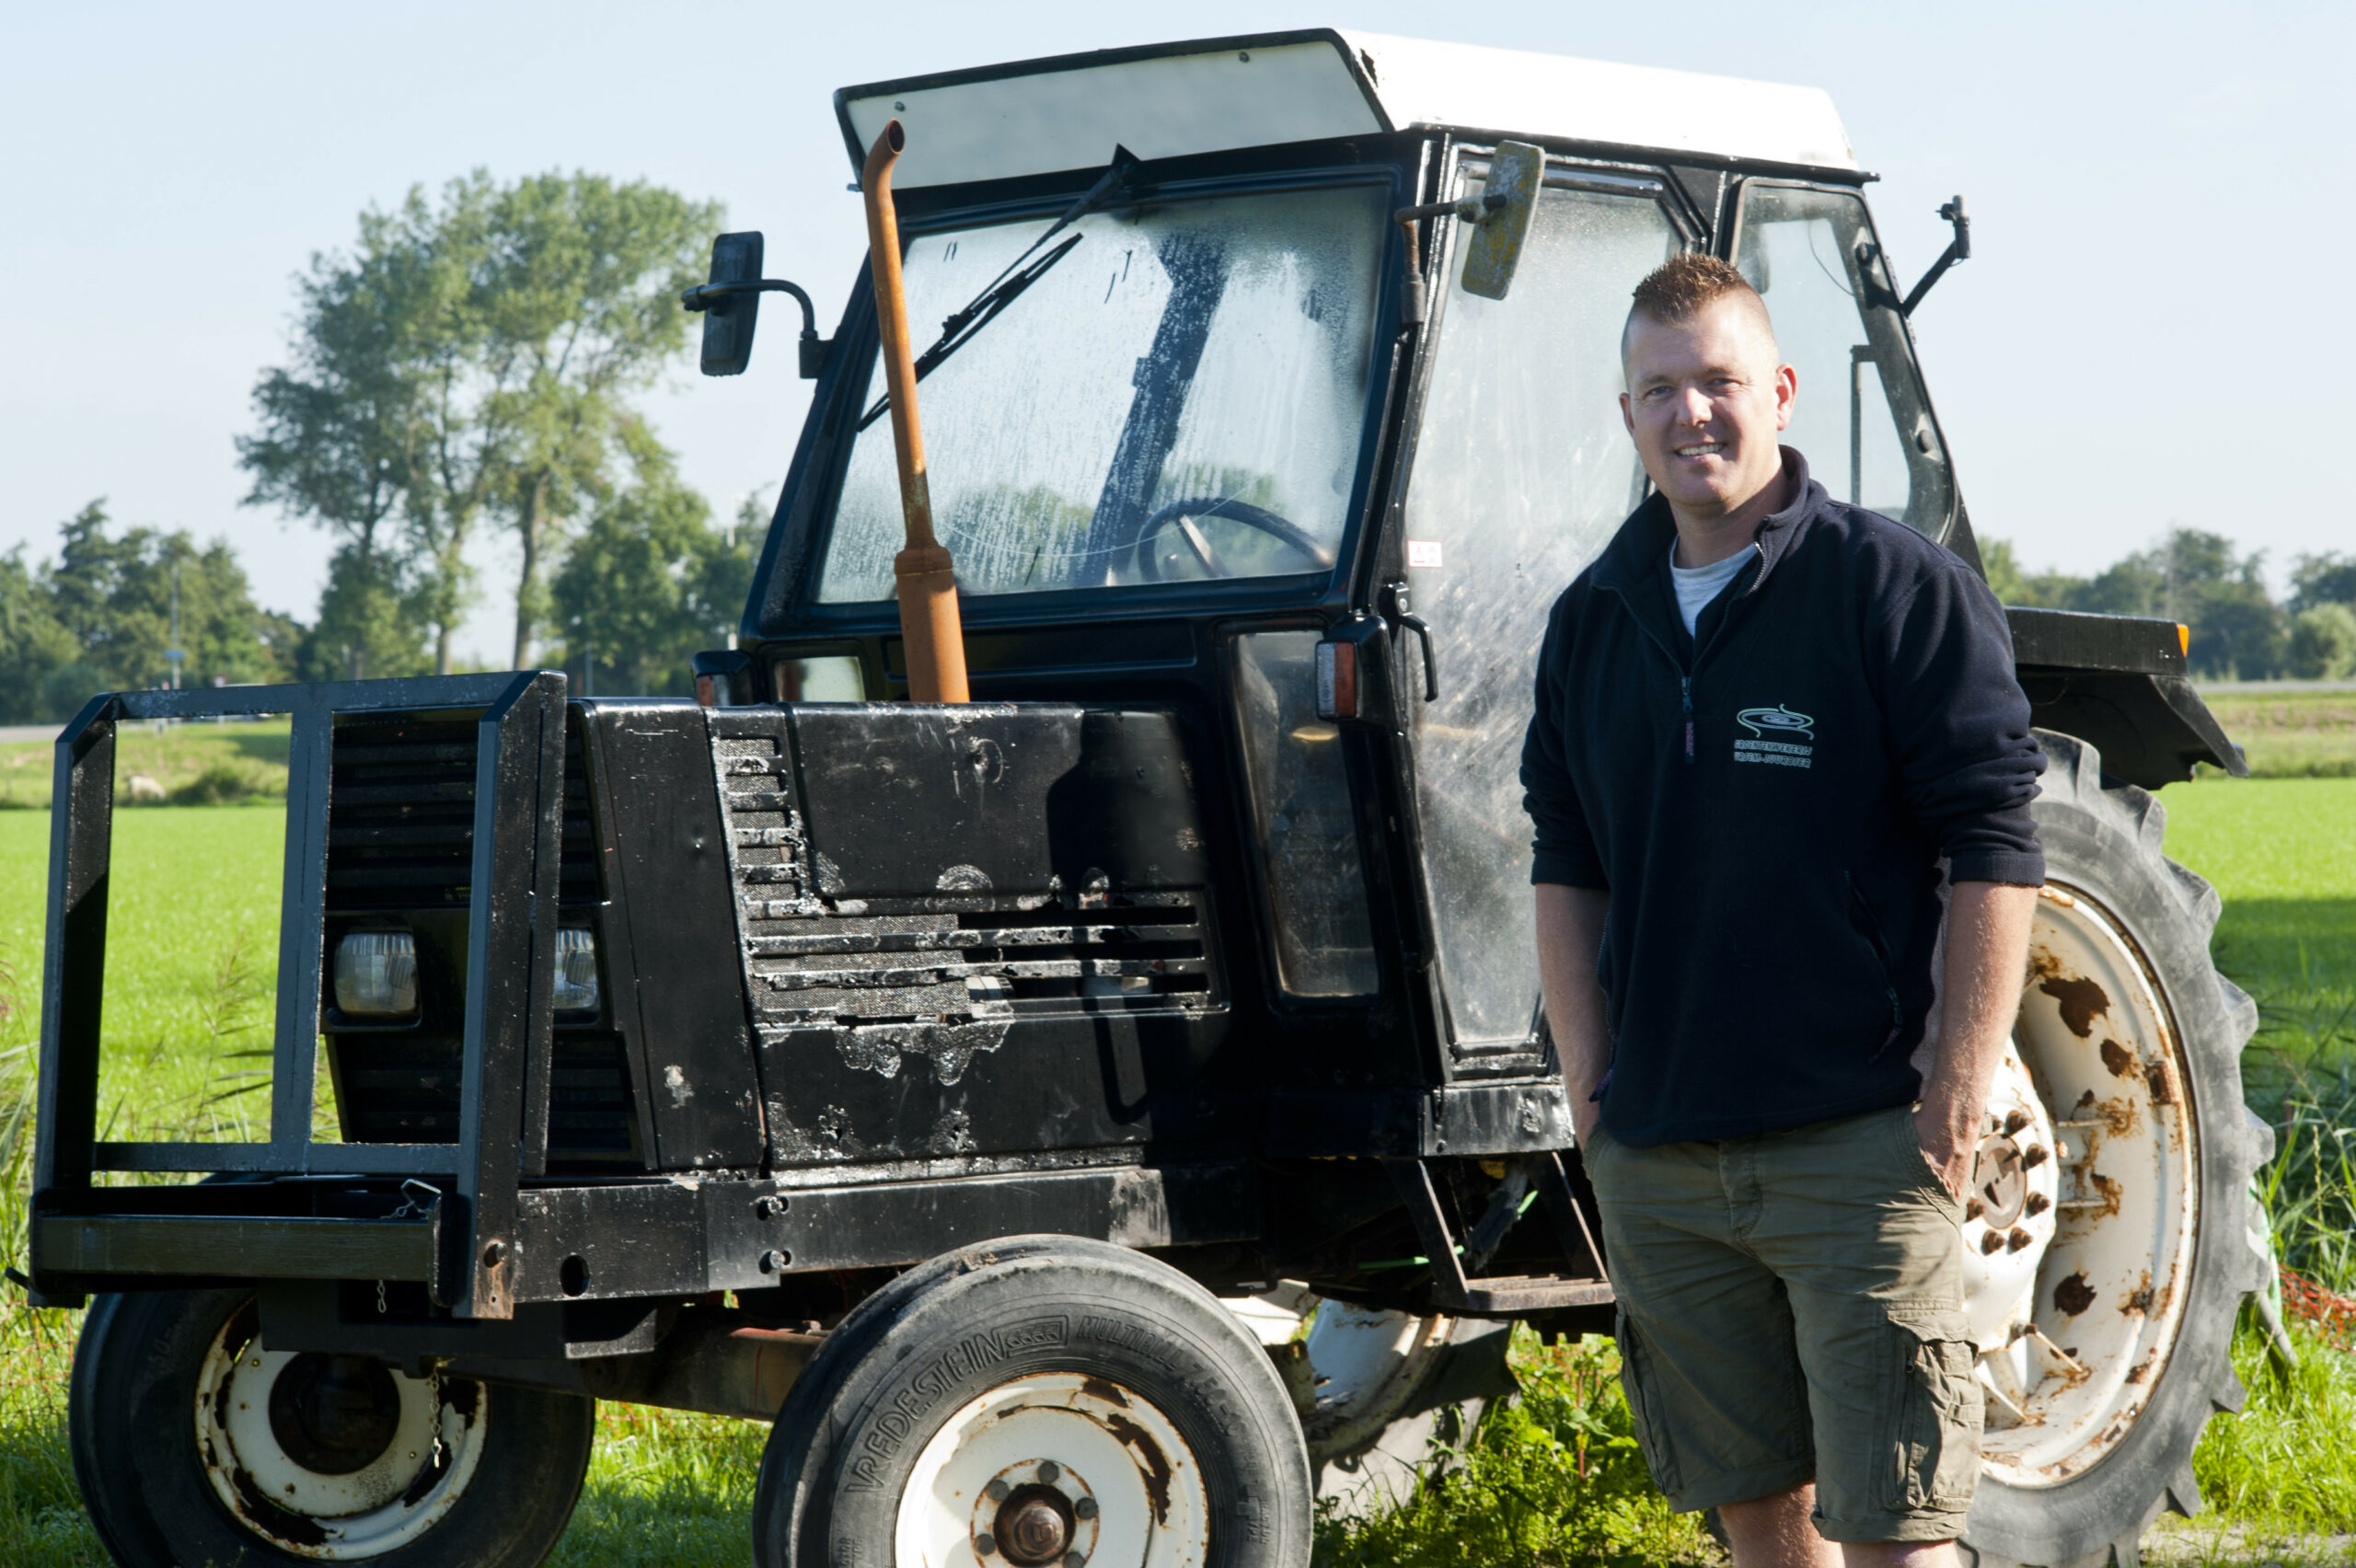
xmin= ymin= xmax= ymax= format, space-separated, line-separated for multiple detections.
xmin=1519 ymin=452 xmax=2046 ymax=1147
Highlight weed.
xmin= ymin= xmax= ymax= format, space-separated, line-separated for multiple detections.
xmin=1314 ymin=1332 xmax=1717 ymax=1567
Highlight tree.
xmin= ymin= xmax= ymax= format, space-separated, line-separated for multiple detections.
xmin=240 ymin=191 xmax=446 ymax=675
xmin=2291 ymin=552 xmax=2356 ymax=613
xmin=24 ymin=502 xmax=286 ymax=712
xmin=468 ymin=173 xmax=720 ymax=667
xmin=2287 ymin=604 xmax=2356 ymax=680
xmin=241 ymin=171 xmax=717 ymax=674
xmin=1978 ymin=538 xmax=2085 ymax=609
xmin=0 ymin=546 xmax=76 ymax=724
xmin=549 ymin=438 xmax=749 ymax=697
xmin=295 ymin=545 xmax=431 ymax=683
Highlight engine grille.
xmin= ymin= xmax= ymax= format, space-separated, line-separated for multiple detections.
xmin=714 ymin=732 xmax=1214 ymax=1043
xmin=321 ymin=709 xmax=635 ymax=1166
xmin=325 ymin=714 xmax=595 ymax=910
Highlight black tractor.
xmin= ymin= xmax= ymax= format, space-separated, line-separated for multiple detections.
xmin=32 ymin=29 xmax=2269 ymax=1568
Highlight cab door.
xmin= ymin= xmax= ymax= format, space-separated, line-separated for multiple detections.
xmin=1391 ymin=152 xmax=1694 ymax=1069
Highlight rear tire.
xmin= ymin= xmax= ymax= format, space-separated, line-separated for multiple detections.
xmin=70 ymin=1287 xmax=595 ymax=1568
xmin=753 ymin=1235 xmax=1312 ymax=1568
xmin=1958 ymin=733 xmax=2273 ymax=1568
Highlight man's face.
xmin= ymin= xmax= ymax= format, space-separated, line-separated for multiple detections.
xmin=1619 ymin=296 xmax=1797 ymax=520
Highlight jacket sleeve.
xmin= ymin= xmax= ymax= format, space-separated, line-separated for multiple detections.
xmin=1874 ymin=560 xmax=2047 ymax=886
xmin=1520 ymin=592 xmax=1609 ymax=889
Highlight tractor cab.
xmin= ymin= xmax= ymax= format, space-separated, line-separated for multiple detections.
xmin=715 ymin=30 xmax=1965 ymax=1113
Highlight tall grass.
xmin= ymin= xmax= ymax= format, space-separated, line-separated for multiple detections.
xmin=1315 ymin=1332 xmax=1715 ymax=1567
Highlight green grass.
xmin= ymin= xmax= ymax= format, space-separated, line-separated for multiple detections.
xmin=2199 ymin=690 xmax=2356 ymax=779
xmin=0 ymin=778 xmax=2350 ymax=1567
xmin=0 ymin=719 xmax=290 ymax=813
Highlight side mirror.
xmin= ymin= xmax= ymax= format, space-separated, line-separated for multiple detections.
xmin=1459 ymin=141 xmax=1545 ymax=301
xmin=684 ymin=234 xmax=830 ymax=378
xmin=695 ymin=232 xmax=765 ymax=376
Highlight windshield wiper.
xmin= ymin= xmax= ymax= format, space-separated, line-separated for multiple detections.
xmin=860 ymin=145 xmax=1139 ymax=432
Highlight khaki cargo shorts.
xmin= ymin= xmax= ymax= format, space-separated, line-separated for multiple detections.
xmin=1582 ymin=1103 xmax=1981 ymax=1543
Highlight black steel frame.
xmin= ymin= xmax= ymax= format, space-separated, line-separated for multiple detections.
xmin=33 ymin=672 xmax=569 ymax=1319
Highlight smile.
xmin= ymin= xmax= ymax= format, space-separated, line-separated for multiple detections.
xmin=1673 ymin=443 xmax=1725 ymax=458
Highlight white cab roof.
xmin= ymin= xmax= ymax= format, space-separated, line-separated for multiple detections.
xmin=837 ymin=29 xmax=1857 ymax=190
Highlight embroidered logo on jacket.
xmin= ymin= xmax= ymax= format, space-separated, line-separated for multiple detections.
xmin=1734 ymin=705 xmax=1815 ymax=767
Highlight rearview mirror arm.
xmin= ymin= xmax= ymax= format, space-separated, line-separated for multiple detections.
xmin=1391 ymin=193 xmax=1507 ymax=327
xmin=1899 ymin=196 xmax=1970 ymax=319
xmin=681 ymin=278 xmax=830 ymax=377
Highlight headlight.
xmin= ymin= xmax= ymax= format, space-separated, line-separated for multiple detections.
xmin=553 ymin=927 xmax=599 ymax=1013
xmin=334 ymin=930 xmax=418 ymax=1017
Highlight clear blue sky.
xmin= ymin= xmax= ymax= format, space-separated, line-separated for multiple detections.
xmin=4 ymin=2 xmax=2347 ymax=663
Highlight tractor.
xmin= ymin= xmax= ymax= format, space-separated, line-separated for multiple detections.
xmin=31 ymin=29 xmax=2269 ymax=1568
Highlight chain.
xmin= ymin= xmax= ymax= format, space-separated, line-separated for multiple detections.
xmin=376 ymin=1279 xmax=387 ymax=1315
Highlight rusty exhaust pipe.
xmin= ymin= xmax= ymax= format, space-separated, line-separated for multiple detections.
xmin=862 ymin=120 xmax=969 ymax=704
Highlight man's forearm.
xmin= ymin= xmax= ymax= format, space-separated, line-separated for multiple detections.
xmin=1915 ymin=880 xmax=2039 ymax=1194
xmin=1535 ymin=882 xmax=1612 ymax=1141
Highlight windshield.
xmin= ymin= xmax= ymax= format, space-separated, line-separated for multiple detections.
xmin=816 ymin=184 xmax=1389 ymax=602
xmin=1732 ymin=183 xmax=1953 ymax=536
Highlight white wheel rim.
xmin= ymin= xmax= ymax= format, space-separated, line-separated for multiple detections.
xmin=1223 ymin=1285 xmax=1455 ymax=1460
xmin=194 ymin=1306 xmax=490 ymax=1558
xmin=892 ymin=1371 xmax=1208 ymax=1568
xmin=1971 ymin=882 xmax=2200 ymax=1485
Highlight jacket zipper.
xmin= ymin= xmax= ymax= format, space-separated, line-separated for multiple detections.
xmin=1680 ymin=676 xmax=1693 ymax=763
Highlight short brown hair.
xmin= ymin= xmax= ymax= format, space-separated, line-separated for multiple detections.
xmin=1623 ymin=253 xmax=1777 ymax=366
xmin=1630 ymin=252 xmax=1762 ymax=325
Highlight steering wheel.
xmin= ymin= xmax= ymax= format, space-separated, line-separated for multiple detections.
xmin=1125 ymin=496 xmax=1334 ymax=582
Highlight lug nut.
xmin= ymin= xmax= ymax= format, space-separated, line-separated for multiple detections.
xmin=2021 ymin=1144 xmax=2049 ymax=1169
xmin=1036 ymin=1460 xmax=1060 ymax=1483
xmin=976 ymin=1531 xmax=998 ymax=1556
xmin=2006 ymin=1227 xmax=2032 ymax=1252
xmin=758 ymin=1249 xmax=790 ymax=1274
xmin=1981 ymin=1230 xmax=2005 ymax=1255
xmin=1073 ymin=1496 xmax=1097 ymax=1520
xmin=986 ymin=1479 xmax=1011 ymax=1503
xmin=1066 ymin=1554 xmax=1087 ymax=1568
xmin=2003 ymin=1109 xmax=2030 ymax=1135
xmin=1964 ymin=1198 xmax=1983 ymax=1220
xmin=755 ymin=1195 xmax=786 ymax=1217
xmin=2025 ymin=1192 xmax=2050 ymax=1216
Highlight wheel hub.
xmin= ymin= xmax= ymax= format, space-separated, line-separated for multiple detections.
xmin=1972 ymin=1134 xmax=2028 ymax=1229
xmin=989 ymin=1475 xmax=1080 ymax=1563
xmin=894 ymin=1373 xmax=1203 ymax=1568
xmin=268 ymin=1355 xmax=403 ymax=1477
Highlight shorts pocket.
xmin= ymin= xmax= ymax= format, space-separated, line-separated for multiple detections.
xmin=1614 ymin=1308 xmax=1684 ymax=1496
xmin=1888 ymin=1107 xmax=1961 ymax=1213
xmin=1879 ymin=1309 xmax=1983 ymax=1513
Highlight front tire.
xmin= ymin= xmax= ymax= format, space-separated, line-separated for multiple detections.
xmin=70 ymin=1288 xmax=595 ymax=1567
xmin=754 ymin=1235 xmax=1312 ymax=1568
xmin=1959 ymin=733 xmax=2274 ymax=1568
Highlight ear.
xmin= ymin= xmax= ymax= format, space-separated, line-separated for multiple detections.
xmin=1773 ymin=362 xmax=1798 ymax=432
xmin=1620 ymin=390 xmax=1635 ymax=438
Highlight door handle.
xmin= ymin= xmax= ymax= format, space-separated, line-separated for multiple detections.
xmin=1385 ymin=581 xmax=1438 ymax=701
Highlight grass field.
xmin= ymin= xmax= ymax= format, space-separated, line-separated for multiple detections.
xmin=0 ymin=719 xmax=290 ymax=813
xmin=0 ymin=772 xmax=2350 ymax=1565
xmin=2200 ymin=689 xmax=2356 ymax=779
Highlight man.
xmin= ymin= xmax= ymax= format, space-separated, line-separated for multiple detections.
xmin=1519 ymin=253 xmax=2045 ymax=1568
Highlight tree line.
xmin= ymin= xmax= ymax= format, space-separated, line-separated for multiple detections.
xmin=1983 ymin=532 xmax=2356 ymax=681
xmin=0 ymin=169 xmax=756 ymax=725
